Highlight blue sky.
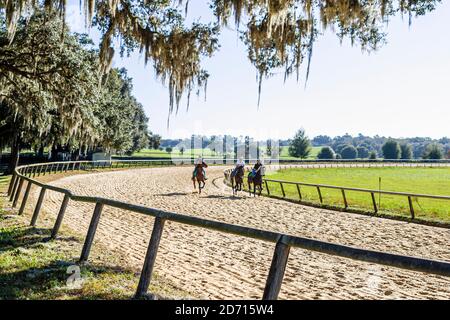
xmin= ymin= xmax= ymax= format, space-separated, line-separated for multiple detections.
xmin=66 ymin=1 xmax=450 ymax=140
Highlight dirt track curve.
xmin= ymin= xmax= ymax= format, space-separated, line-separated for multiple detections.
xmin=31 ymin=166 xmax=450 ymax=299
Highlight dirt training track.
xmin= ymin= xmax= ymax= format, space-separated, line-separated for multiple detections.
xmin=32 ymin=166 xmax=450 ymax=299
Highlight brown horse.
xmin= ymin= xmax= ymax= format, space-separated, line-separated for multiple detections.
xmin=248 ymin=170 xmax=263 ymax=197
xmin=192 ymin=162 xmax=208 ymax=194
xmin=231 ymin=165 xmax=245 ymax=195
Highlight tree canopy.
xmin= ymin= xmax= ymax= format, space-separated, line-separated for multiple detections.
xmin=0 ymin=12 xmax=150 ymax=171
xmin=423 ymin=143 xmax=443 ymax=160
xmin=340 ymin=145 xmax=357 ymax=159
xmin=382 ymin=139 xmax=401 ymax=159
xmin=400 ymin=143 xmax=413 ymax=159
xmin=317 ymin=146 xmax=335 ymax=159
xmin=0 ymin=0 xmax=442 ymax=113
xmin=288 ymin=129 xmax=311 ymax=158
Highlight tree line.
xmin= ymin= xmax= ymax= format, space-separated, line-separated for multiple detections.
xmin=289 ymin=131 xmax=449 ymax=160
xmin=158 ymin=132 xmax=450 ymax=160
xmin=0 ymin=12 xmax=158 ymax=173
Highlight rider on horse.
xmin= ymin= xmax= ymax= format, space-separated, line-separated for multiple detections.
xmin=249 ymin=159 xmax=265 ymax=178
xmin=231 ymin=157 xmax=245 ymax=177
xmin=192 ymin=156 xmax=208 ymax=180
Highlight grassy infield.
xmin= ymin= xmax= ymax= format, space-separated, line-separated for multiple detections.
xmin=265 ymin=167 xmax=450 ymax=223
xmin=0 ymin=175 xmax=190 ymax=300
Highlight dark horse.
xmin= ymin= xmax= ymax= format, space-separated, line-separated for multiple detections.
xmin=248 ymin=170 xmax=263 ymax=197
xmin=231 ymin=166 xmax=245 ymax=195
xmin=192 ymin=162 xmax=208 ymax=194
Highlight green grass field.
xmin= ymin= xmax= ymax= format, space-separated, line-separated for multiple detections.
xmin=277 ymin=146 xmax=321 ymax=160
xmin=263 ymin=167 xmax=450 ymax=223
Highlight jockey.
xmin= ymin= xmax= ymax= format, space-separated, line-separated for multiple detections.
xmin=192 ymin=156 xmax=207 ymax=180
xmin=251 ymin=159 xmax=264 ymax=177
xmin=231 ymin=157 xmax=245 ymax=177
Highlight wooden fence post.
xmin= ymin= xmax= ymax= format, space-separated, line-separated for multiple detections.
xmin=30 ymin=187 xmax=46 ymax=226
xmin=317 ymin=186 xmax=323 ymax=204
xmin=265 ymin=180 xmax=270 ymax=195
xmin=371 ymin=192 xmax=378 ymax=213
xmin=408 ymin=196 xmax=415 ymax=219
xmin=9 ymin=176 xmax=20 ymax=202
xmin=341 ymin=189 xmax=348 ymax=209
xmin=18 ymin=181 xmax=32 ymax=215
xmin=135 ymin=217 xmax=166 ymax=298
xmin=280 ymin=182 xmax=285 ymax=198
xmin=51 ymin=194 xmax=70 ymax=239
xmin=7 ymin=173 xmax=16 ymax=196
xmin=262 ymin=236 xmax=291 ymax=300
xmin=12 ymin=178 xmax=24 ymax=208
xmin=296 ymin=184 xmax=302 ymax=201
xmin=79 ymin=202 xmax=104 ymax=262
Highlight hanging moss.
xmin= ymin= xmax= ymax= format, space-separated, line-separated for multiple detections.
xmin=0 ymin=0 xmax=442 ymax=113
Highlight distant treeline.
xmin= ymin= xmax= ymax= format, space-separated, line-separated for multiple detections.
xmin=159 ymin=134 xmax=450 ymax=160
xmin=311 ymin=134 xmax=450 ymax=160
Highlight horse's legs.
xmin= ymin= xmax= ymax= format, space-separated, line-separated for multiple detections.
xmin=201 ymin=180 xmax=205 ymax=193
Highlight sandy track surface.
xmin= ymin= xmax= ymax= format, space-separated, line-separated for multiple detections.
xmin=30 ymin=166 xmax=450 ymax=299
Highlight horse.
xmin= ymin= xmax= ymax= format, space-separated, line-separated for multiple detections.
xmin=248 ymin=170 xmax=263 ymax=197
xmin=192 ymin=162 xmax=208 ymax=194
xmin=231 ymin=165 xmax=245 ymax=195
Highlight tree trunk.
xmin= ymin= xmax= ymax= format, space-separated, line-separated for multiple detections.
xmin=38 ymin=145 xmax=44 ymax=159
xmin=8 ymin=135 xmax=20 ymax=174
xmin=50 ymin=144 xmax=63 ymax=162
xmin=0 ymin=146 xmax=3 ymax=175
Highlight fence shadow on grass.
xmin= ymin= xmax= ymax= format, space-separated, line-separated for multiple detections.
xmin=0 ymin=260 xmax=136 ymax=300
xmin=0 ymin=220 xmax=139 ymax=300
xmin=0 ymin=224 xmax=78 ymax=253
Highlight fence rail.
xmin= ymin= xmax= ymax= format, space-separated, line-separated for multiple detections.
xmin=224 ymin=163 xmax=450 ymax=221
xmin=4 ymin=160 xmax=450 ymax=300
